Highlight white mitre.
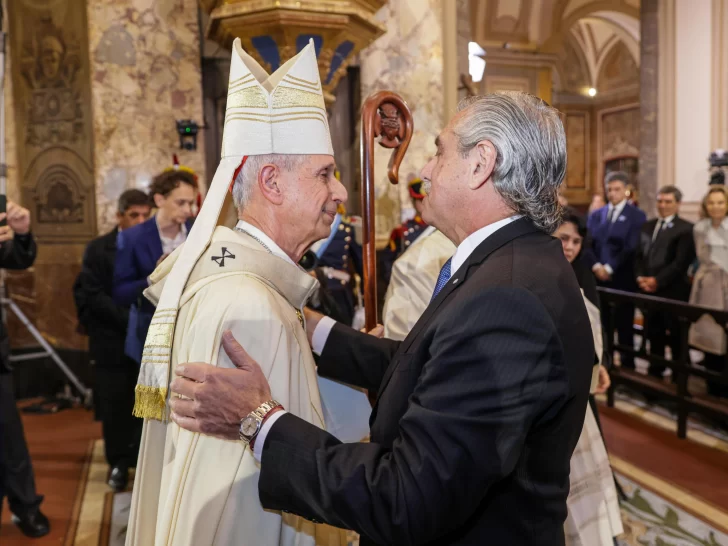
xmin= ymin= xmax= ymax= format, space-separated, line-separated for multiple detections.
xmin=134 ymin=38 xmax=333 ymax=421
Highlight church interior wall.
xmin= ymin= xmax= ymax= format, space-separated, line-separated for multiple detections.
xmin=1 ymin=0 xmax=206 ymax=354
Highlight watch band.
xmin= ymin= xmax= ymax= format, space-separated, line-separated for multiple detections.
xmin=239 ymin=399 xmax=282 ymax=444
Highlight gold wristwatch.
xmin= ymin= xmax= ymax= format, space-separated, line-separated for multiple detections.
xmin=239 ymin=399 xmax=282 ymax=446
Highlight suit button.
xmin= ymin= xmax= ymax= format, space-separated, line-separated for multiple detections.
xmin=311 ymin=518 xmax=321 ymax=524
xmin=345 ymin=227 xmax=351 ymax=233
xmin=338 ymin=224 xmax=344 ymax=231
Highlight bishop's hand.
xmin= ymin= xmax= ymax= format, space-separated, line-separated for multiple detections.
xmin=170 ymin=330 xmax=272 ymax=441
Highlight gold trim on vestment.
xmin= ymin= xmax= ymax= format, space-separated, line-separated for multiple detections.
xmin=133 ymin=385 xmax=168 ymax=421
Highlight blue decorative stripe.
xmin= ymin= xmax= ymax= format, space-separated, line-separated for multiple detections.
xmin=296 ymin=34 xmax=323 ymax=57
xmin=251 ymin=35 xmax=280 ymax=72
xmin=326 ymin=40 xmax=355 ymax=84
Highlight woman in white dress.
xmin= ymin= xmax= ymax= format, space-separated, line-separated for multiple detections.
xmin=554 ymin=211 xmax=624 ymax=545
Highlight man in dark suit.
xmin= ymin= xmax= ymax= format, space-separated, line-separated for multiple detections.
xmin=587 ymin=171 xmax=646 ymax=369
xmin=74 ymin=189 xmax=150 ymax=491
xmin=635 ymin=185 xmax=695 ymax=378
xmin=0 ymin=201 xmax=49 ymax=538
xmin=169 ymin=93 xmax=594 ymax=545
xmin=113 ymin=169 xmax=197 ymax=365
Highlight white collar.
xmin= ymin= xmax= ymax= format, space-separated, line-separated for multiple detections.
xmin=157 ymin=219 xmax=187 ymax=241
xmin=451 ymin=215 xmax=522 ymax=276
xmin=235 ymin=220 xmax=297 ymax=267
xmin=609 ymin=200 xmax=627 ymax=215
xmin=658 ymin=214 xmax=675 ymax=225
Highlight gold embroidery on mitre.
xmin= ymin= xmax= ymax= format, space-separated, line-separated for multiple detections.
xmin=282 ymin=76 xmax=320 ymax=92
xmin=228 ymin=74 xmax=255 ymax=92
xmin=285 ymin=73 xmax=321 ymax=88
xmin=227 ymin=86 xmax=269 ymax=109
xmin=272 ymin=86 xmax=325 ymax=110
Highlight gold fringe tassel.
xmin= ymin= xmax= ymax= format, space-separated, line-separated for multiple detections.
xmin=133 ymin=385 xmax=168 ymax=421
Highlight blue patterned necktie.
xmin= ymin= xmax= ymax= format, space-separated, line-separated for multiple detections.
xmin=431 ymin=257 xmax=452 ymax=301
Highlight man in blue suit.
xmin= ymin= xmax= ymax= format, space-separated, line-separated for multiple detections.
xmin=587 ymin=171 xmax=646 ymax=369
xmin=113 ymin=167 xmax=197 ymax=366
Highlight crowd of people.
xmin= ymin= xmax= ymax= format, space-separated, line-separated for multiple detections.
xmin=566 ymin=174 xmax=728 ymax=400
xmin=0 ymin=38 xmax=725 ymax=546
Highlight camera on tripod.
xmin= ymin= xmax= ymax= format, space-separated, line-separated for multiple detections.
xmin=709 ymin=150 xmax=727 ymax=185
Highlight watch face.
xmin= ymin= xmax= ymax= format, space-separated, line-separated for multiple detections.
xmin=241 ymin=416 xmax=259 ymax=437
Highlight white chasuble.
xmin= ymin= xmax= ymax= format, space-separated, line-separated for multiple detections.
xmin=125 ymin=227 xmax=347 ymax=546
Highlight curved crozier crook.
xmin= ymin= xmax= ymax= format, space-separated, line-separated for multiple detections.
xmin=360 ymin=91 xmax=414 ymax=334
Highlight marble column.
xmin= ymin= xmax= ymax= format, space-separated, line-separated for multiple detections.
xmin=655 ymin=0 xmax=722 ymax=221
xmin=640 ymin=0 xmax=659 ymax=217
xmin=359 ymin=0 xmax=445 ymax=246
xmin=88 ymin=0 xmax=207 ymax=233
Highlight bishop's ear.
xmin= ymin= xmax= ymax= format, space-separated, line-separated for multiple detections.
xmin=258 ymin=164 xmax=284 ymax=205
xmin=468 ymin=140 xmax=496 ymax=190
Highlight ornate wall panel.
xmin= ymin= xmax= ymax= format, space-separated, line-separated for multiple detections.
xmin=6 ymin=0 xmax=97 ymax=351
xmin=8 ymin=0 xmax=97 ymax=243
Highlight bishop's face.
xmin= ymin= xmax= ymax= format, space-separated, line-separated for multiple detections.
xmin=283 ymin=155 xmax=347 ymax=247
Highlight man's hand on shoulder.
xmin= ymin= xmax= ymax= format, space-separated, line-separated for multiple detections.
xmin=170 ymin=330 xmax=272 ymax=440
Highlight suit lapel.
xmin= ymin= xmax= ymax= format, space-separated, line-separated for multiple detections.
xmin=374 ymin=218 xmax=540 ymax=399
xmin=148 ymin=217 xmax=164 ymax=264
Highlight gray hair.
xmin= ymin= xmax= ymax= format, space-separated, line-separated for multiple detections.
xmin=232 ymin=154 xmax=308 ymax=209
xmin=658 ymin=185 xmax=683 ymax=202
xmin=604 ymin=170 xmax=629 ymax=187
xmin=452 ymin=92 xmax=566 ymax=233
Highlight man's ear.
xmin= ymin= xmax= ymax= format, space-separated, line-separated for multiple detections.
xmin=153 ymin=193 xmax=165 ymax=209
xmin=468 ymin=140 xmax=496 ymax=190
xmin=258 ymin=164 xmax=284 ymax=205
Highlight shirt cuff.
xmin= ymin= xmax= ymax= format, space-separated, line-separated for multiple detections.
xmin=603 ymin=264 xmax=614 ymax=276
xmin=252 ymin=409 xmax=287 ymax=462
xmin=312 ymin=316 xmax=337 ymax=356
xmin=592 ymin=262 xmax=602 ymax=272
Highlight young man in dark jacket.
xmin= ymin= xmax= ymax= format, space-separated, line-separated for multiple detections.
xmin=73 ymin=189 xmax=150 ymax=491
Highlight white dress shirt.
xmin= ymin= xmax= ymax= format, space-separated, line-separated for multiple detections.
xmin=253 ymin=215 xmax=523 ymax=462
xmin=158 ymin=220 xmax=188 ymax=256
xmin=652 ymin=214 xmax=675 ymax=242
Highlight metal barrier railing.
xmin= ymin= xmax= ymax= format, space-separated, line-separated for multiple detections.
xmin=598 ymin=287 xmax=728 ymax=438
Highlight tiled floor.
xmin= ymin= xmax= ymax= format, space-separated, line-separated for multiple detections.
xmin=3 ymin=398 xmax=728 ymax=545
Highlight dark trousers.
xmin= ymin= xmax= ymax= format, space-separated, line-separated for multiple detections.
xmin=0 ymin=372 xmax=43 ymax=518
xmin=646 ymin=311 xmax=681 ymax=378
xmin=602 ymin=301 xmax=635 ymax=369
xmin=95 ymin=362 xmax=142 ymax=469
xmin=703 ymin=353 xmax=728 ymax=398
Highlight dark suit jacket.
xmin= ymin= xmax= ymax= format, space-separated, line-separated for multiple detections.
xmin=112 ymin=216 xmax=193 ymax=363
xmin=587 ymin=203 xmax=646 ymax=290
xmin=635 ymin=216 xmax=695 ymax=301
xmin=73 ymin=227 xmax=130 ymax=368
xmin=0 ymin=234 xmax=37 ymax=373
xmin=258 ymin=219 xmax=594 ymax=546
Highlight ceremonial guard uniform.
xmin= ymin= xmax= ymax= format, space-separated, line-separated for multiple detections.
xmin=381 ymin=178 xmax=427 ymax=283
xmin=314 ymin=203 xmax=363 ymax=326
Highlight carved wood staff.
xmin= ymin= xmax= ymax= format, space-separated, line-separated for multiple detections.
xmin=360 ymin=91 xmax=414 ymax=331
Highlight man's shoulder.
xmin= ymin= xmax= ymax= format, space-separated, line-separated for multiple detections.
xmin=191 ymin=274 xmax=289 ymax=318
xmin=674 ymin=216 xmax=694 ymax=230
xmin=625 ymin=204 xmax=647 ymax=220
xmin=119 ymin=217 xmax=155 ymax=245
